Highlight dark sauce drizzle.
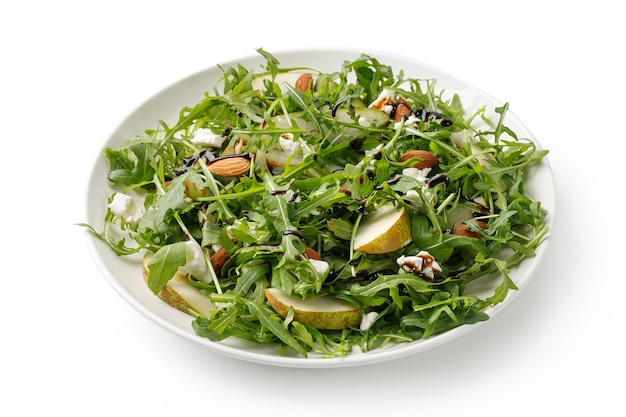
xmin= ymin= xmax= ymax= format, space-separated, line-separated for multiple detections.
xmin=282 ymin=230 xmax=306 ymax=243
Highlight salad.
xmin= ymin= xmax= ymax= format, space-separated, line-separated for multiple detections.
xmin=83 ymin=49 xmax=549 ymax=358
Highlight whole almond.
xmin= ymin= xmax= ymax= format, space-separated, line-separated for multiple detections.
xmin=453 ymin=221 xmax=488 ymax=238
xmin=295 ymin=72 xmax=313 ymax=94
xmin=209 ymin=248 xmax=230 ymax=274
xmin=393 ymin=98 xmax=413 ymax=122
xmin=304 ymin=246 xmax=322 ymax=261
xmin=207 ymin=156 xmax=251 ymax=177
xmin=398 ymin=150 xmax=439 ymax=169
xmin=339 ymin=187 xmax=352 ymax=196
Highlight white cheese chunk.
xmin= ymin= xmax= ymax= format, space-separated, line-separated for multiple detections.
xmin=279 ymin=133 xmax=301 ymax=155
xmin=177 ymin=240 xmax=209 ymax=282
xmin=393 ymin=115 xmax=420 ymax=130
xmin=368 ymin=88 xmax=395 ymax=115
xmin=396 ymin=251 xmax=442 ymax=280
xmin=309 ymin=258 xmax=330 ymax=275
xmin=191 ymin=128 xmax=226 ymax=147
xmin=360 ymin=311 xmax=379 ymax=331
xmin=107 ymin=193 xmax=143 ymax=226
xmin=402 ymin=167 xmax=432 ymax=183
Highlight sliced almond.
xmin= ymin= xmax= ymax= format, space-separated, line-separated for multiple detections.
xmin=207 ymin=156 xmax=251 ymax=177
xmin=295 ymin=72 xmax=313 ymax=94
xmin=399 ymin=150 xmax=439 ymax=169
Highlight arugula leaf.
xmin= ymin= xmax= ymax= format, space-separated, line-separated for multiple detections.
xmin=350 ymin=273 xmax=436 ymax=297
xmin=137 ymin=172 xmax=200 ymax=235
xmin=147 ymin=242 xmax=186 ymax=294
xmin=245 ymin=300 xmax=308 ymax=357
xmin=104 ymin=143 xmax=155 ymax=187
xmin=327 ymin=218 xmax=353 ymax=240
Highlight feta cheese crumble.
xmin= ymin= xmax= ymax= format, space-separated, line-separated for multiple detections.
xmin=393 ymin=114 xmax=420 ymax=130
xmin=402 ymin=167 xmax=434 ymax=202
xmin=190 ymin=128 xmax=226 ymax=147
xmin=404 ymin=189 xmax=421 ymax=202
xmin=396 ymin=251 xmax=442 ymax=280
xmin=358 ymin=116 xmax=371 ymax=127
xmin=360 ymin=311 xmax=379 ymax=331
xmin=368 ymin=88 xmax=395 ymax=115
xmin=402 ymin=167 xmax=432 ymax=183
xmin=309 ymin=258 xmax=330 ymax=275
xmin=177 ymin=240 xmax=209 ymax=282
xmin=107 ymin=193 xmax=143 ymax=226
xmin=365 ymin=144 xmax=384 ymax=158
xmin=279 ymin=133 xmax=301 ymax=155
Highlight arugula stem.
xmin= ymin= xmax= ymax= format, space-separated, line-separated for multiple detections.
xmin=196 ymin=185 xmax=265 ymax=202
xmin=349 ymin=213 xmax=364 ymax=277
xmin=197 ymin=159 xmax=236 ymax=223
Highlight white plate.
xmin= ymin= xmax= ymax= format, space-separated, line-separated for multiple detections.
xmin=85 ymin=48 xmax=556 ymax=368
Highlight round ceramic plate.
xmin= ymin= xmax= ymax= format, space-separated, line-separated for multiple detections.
xmin=85 ymin=48 xmax=556 ymax=368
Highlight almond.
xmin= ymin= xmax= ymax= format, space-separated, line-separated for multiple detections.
xmin=453 ymin=221 xmax=488 ymax=238
xmin=398 ymin=150 xmax=439 ymax=169
xmin=393 ymin=98 xmax=412 ymax=122
xmin=295 ymin=72 xmax=313 ymax=94
xmin=209 ymin=248 xmax=230 ymax=274
xmin=303 ymin=246 xmax=322 ymax=261
xmin=207 ymin=156 xmax=251 ymax=177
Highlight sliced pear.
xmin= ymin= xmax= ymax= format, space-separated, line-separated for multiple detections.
xmin=450 ymin=129 xmax=484 ymax=160
xmin=354 ymin=204 xmax=412 ymax=254
xmin=264 ymin=149 xmax=303 ymax=171
xmin=251 ymin=72 xmax=317 ymax=94
xmin=272 ymin=112 xmax=318 ymax=135
xmin=259 ymin=112 xmax=315 ymax=171
xmin=269 ymin=107 xmax=389 ymax=136
xmin=142 ymin=252 xmax=214 ymax=317
xmin=450 ymin=129 xmax=495 ymax=168
xmin=333 ymin=107 xmax=390 ymax=139
xmin=335 ymin=107 xmax=390 ymax=127
xmin=448 ymin=205 xmax=473 ymax=230
xmin=350 ymin=97 xmax=367 ymax=108
xmin=264 ymin=288 xmax=362 ymax=330
xmin=450 ymin=130 xmax=507 ymax=192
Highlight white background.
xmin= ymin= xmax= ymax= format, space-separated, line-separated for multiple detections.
xmin=2 ymin=1 xmax=623 ymax=415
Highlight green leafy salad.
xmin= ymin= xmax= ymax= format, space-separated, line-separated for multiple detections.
xmin=84 ymin=49 xmax=549 ymax=358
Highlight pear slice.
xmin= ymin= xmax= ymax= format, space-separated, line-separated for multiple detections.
xmin=333 ymin=107 xmax=390 ymax=139
xmin=354 ymin=204 xmax=412 ymax=254
xmin=251 ymin=72 xmax=317 ymax=94
xmin=142 ymin=253 xmax=214 ymax=317
xmin=449 ymin=130 xmax=507 ymax=192
xmin=264 ymin=288 xmax=362 ymax=330
xmin=335 ymin=107 xmax=390 ymax=128
xmin=272 ymin=112 xmax=318 ymax=135
xmin=448 ymin=205 xmax=473 ymax=230
xmin=265 ymin=149 xmax=303 ymax=171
